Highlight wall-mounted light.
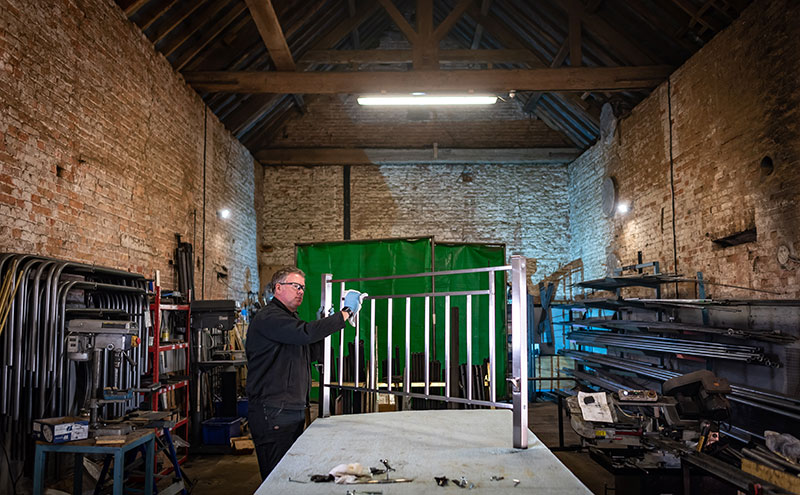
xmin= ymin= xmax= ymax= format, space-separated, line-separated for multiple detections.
xmin=217 ymin=209 xmax=231 ymax=219
xmin=357 ymin=94 xmax=498 ymax=106
xmin=616 ymin=201 xmax=632 ymax=215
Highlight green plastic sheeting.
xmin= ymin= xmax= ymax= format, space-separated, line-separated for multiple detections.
xmin=295 ymin=238 xmax=507 ymax=401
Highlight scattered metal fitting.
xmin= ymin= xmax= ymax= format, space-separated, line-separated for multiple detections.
xmin=490 ymin=475 xmax=504 ymax=481
xmin=287 ymin=477 xmax=307 ymax=483
xmin=513 ymin=479 xmax=521 ymax=487
xmin=434 ymin=476 xmax=449 ymax=486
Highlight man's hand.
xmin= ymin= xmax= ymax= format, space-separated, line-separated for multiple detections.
xmin=342 ymin=289 xmax=367 ymax=326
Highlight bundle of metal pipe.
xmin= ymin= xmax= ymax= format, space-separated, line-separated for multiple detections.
xmin=561 ymin=349 xmax=800 ymax=422
xmin=0 ymin=254 xmax=147 ymax=461
xmin=566 ymin=329 xmax=779 ymax=367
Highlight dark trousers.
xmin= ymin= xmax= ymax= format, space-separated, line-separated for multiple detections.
xmin=248 ymin=402 xmax=305 ymax=481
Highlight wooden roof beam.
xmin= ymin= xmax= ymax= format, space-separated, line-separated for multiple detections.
xmin=433 ymin=0 xmax=472 ymax=42
xmin=245 ymin=0 xmax=295 ymax=71
xmin=565 ymin=0 xmax=656 ymax=65
xmin=255 ymin=147 xmax=581 ymax=165
xmin=299 ymin=49 xmax=541 ymax=65
xmin=378 ymin=0 xmax=418 ymax=43
xmin=175 ymin=4 xmax=248 ymax=71
xmin=185 ymin=65 xmax=673 ymax=93
xmin=310 ymin=0 xmax=382 ymax=51
xmin=470 ymin=0 xmax=493 ymax=49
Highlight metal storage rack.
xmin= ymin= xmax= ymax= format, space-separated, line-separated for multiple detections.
xmin=146 ymin=285 xmax=191 ymax=466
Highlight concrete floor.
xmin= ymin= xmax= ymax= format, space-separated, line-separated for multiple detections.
xmin=181 ymin=402 xmax=614 ymax=495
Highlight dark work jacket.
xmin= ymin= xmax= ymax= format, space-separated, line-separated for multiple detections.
xmin=245 ymin=298 xmax=345 ymax=410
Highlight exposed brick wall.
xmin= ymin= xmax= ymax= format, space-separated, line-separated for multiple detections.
xmin=0 ymin=0 xmax=258 ymax=299
xmin=257 ymin=95 xmax=574 ymax=285
xmin=266 ymin=94 xmax=573 ymax=149
xmin=258 ymin=163 xmax=571 ymax=288
xmin=569 ymin=0 xmax=800 ymax=298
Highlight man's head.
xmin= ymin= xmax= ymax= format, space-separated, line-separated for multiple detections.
xmin=271 ymin=267 xmax=306 ymax=312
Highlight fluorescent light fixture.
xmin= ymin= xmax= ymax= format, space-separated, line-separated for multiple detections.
xmin=357 ymin=94 xmax=498 ymax=106
xmin=217 ymin=209 xmax=231 ymax=219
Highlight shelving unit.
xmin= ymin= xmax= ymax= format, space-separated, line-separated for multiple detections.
xmin=146 ymin=285 xmax=191 ymax=467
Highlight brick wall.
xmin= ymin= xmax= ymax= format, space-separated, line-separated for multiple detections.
xmin=257 ymin=94 xmax=574 ymax=286
xmin=259 ymin=161 xmax=571 ymax=287
xmin=569 ymin=0 xmax=800 ymax=298
xmin=0 ymin=0 xmax=258 ymax=299
xmin=267 ymin=94 xmax=572 ymax=149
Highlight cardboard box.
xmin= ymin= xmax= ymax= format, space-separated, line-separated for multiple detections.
xmin=32 ymin=417 xmax=89 ymax=444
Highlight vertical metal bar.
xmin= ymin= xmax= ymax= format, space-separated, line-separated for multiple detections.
xmin=511 ymin=255 xmax=529 ymax=448
xmin=488 ymin=271 xmax=496 ymax=403
xmin=339 ymin=282 xmax=345 ymax=388
xmin=321 ymin=274 xmax=333 ymax=418
xmin=466 ymin=294 xmax=472 ymax=401
xmin=404 ymin=297 xmax=411 ymax=407
xmin=370 ymin=299 xmax=377 ymax=412
xmin=444 ymin=295 xmax=450 ymax=398
xmin=354 ymin=312 xmax=360 ymax=388
xmin=424 ymin=296 xmax=430 ymax=396
xmin=387 ymin=298 xmax=393 ymax=391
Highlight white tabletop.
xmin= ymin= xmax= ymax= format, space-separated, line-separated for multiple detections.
xmin=256 ymin=409 xmax=591 ymax=494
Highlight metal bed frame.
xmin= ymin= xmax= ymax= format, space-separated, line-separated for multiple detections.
xmin=319 ymin=255 xmax=529 ymax=449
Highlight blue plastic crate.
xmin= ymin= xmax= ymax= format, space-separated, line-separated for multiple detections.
xmin=202 ymin=417 xmax=242 ymax=445
xmin=237 ymin=398 xmax=248 ymax=418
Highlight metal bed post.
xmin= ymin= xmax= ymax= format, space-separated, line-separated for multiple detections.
xmin=369 ymin=299 xmax=377 ymax=411
xmin=488 ymin=272 xmax=496 ymax=403
xmin=511 ymin=255 xmax=529 ymax=448
xmin=321 ymin=273 xmax=333 ymax=418
xmin=424 ymin=296 xmax=430 ymax=396
xmin=404 ymin=297 xmax=411 ymax=410
xmin=466 ymin=295 xmax=473 ymax=400
xmin=386 ymin=299 xmax=393 ymax=392
xmin=444 ymin=295 xmax=451 ymax=398
xmin=339 ymin=282 xmax=345 ymax=394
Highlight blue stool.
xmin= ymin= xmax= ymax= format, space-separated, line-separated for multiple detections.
xmin=33 ymin=431 xmax=155 ymax=495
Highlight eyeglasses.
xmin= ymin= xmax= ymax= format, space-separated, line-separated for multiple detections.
xmin=279 ymin=281 xmax=305 ymax=292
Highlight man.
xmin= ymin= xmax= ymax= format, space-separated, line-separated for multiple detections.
xmin=245 ymin=267 xmax=362 ymax=480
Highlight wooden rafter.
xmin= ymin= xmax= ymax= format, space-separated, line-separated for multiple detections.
xmin=433 ymin=0 xmax=472 ymax=42
xmin=245 ymin=0 xmax=295 ymax=71
xmin=161 ymin=0 xmax=229 ymax=57
xmin=310 ymin=0 xmax=382 ymax=51
xmin=378 ymin=0 xmax=418 ymax=43
xmin=175 ymin=4 xmax=248 ymax=71
xmin=347 ymin=0 xmax=360 ymax=48
xmin=415 ymin=0 xmax=435 ymax=69
xmin=464 ymin=3 xmax=601 ymax=124
xmin=150 ymin=2 xmax=203 ymax=45
xmin=254 ymin=147 xmax=581 ymax=165
xmin=568 ymin=2 xmax=582 ymax=66
xmin=140 ymin=0 xmax=178 ymax=32
xmin=184 ymin=65 xmax=672 ymax=94
xmin=470 ymin=0 xmax=493 ymax=49
xmin=565 ymin=0 xmax=655 ymax=65
xmin=299 ymin=49 xmax=541 ymax=65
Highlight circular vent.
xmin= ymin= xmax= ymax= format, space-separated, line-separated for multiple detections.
xmin=601 ymin=176 xmax=617 ymax=217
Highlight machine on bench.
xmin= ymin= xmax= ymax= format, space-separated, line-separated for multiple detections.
xmin=566 ymin=370 xmax=731 ymax=470
xmin=66 ymin=319 xmax=141 ymax=434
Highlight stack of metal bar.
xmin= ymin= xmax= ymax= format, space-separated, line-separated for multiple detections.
xmin=561 ymin=349 xmax=800 ymax=439
xmin=0 ymin=254 xmax=147 ymax=462
xmin=566 ymin=329 xmax=781 ymax=367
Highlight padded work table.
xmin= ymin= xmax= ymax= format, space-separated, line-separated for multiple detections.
xmin=257 ymin=409 xmax=591 ymax=494
xmin=33 ymin=430 xmax=155 ymax=495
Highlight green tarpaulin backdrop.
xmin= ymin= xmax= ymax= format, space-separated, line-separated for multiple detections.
xmin=295 ymin=237 xmax=507 ymax=400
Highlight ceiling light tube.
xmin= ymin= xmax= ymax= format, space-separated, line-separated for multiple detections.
xmin=357 ymin=94 xmax=497 ymax=106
